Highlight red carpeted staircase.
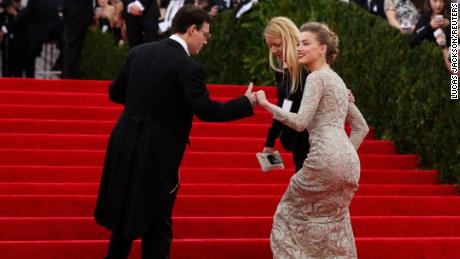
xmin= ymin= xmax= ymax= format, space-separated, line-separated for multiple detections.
xmin=0 ymin=78 xmax=459 ymax=259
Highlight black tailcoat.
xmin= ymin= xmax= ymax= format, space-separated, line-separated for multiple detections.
xmin=95 ymin=39 xmax=253 ymax=239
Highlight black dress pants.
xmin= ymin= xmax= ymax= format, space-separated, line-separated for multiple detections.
xmin=105 ymin=217 xmax=173 ymax=259
xmin=291 ymin=135 xmax=310 ymax=173
xmin=105 ymin=190 xmax=177 ymax=259
xmin=125 ymin=13 xmax=159 ymax=49
xmin=7 ymin=52 xmax=35 ymax=78
xmin=62 ymin=17 xmax=91 ymax=79
xmin=292 ymin=143 xmax=309 ymax=172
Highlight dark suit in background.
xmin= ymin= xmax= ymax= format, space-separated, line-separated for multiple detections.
xmin=61 ymin=0 xmax=93 ymax=79
xmin=3 ymin=12 xmax=30 ymax=77
xmin=410 ymin=14 xmax=451 ymax=48
xmin=0 ymin=3 xmax=30 ymax=77
xmin=4 ymin=0 xmax=61 ymax=77
xmin=94 ymin=38 xmax=254 ymax=258
xmin=123 ymin=0 xmax=160 ymax=48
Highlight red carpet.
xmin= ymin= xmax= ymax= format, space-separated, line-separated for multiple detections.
xmin=0 ymin=78 xmax=458 ymax=258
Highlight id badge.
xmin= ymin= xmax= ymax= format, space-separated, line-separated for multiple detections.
xmin=281 ymin=99 xmax=293 ymax=112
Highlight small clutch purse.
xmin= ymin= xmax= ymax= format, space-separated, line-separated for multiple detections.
xmin=256 ymin=151 xmax=284 ymax=172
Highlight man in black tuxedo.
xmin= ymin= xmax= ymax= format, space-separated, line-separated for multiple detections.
xmin=0 ymin=0 xmax=61 ymax=77
xmin=94 ymin=5 xmax=256 ymax=259
xmin=123 ymin=0 xmax=160 ymax=48
xmin=61 ymin=0 xmax=93 ymax=79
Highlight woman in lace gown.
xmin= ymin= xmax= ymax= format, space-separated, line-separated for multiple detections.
xmin=256 ymin=22 xmax=369 ymax=258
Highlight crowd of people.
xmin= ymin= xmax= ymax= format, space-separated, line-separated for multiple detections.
xmin=0 ymin=0 xmax=93 ymax=78
xmin=0 ymin=0 xmax=455 ymax=77
xmin=0 ymin=0 xmax=257 ymax=78
xmin=353 ymin=0 xmax=454 ymax=72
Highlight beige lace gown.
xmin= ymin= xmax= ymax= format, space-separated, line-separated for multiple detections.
xmin=265 ymin=67 xmax=369 ymax=259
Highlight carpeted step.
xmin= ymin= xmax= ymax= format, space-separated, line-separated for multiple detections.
xmin=0 ymin=149 xmax=419 ymax=169
xmin=1 ymin=216 xmax=460 ymax=241
xmin=0 ymin=78 xmax=277 ymax=97
xmin=0 ymin=104 xmax=279 ymax=123
xmin=0 ymin=134 xmax=394 ymax=154
xmin=149 ymin=152 xmax=421 ymax=170
xmin=0 ymin=104 xmax=380 ymax=127
xmin=356 ymin=237 xmax=460 ymax=259
xmin=0 ymin=183 xmax=456 ymax=196
xmin=0 ymin=118 xmax=116 ymax=135
xmin=0 ymin=104 xmax=123 ymax=120
xmin=0 ymin=79 xmax=109 ymax=93
xmin=0 ymin=91 xmax=115 ymax=107
xmin=355 ymin=184 xmax=458 ymax=196
xmin=0 ymin=90 xmax=278 ymax=107
xmin=1 ymin=238 xmax=460 ymax=259
xmin=0 ymin=166 xmax=439 ymax=184
xmin=0 ymin=119 xmax=377 ymax=139
xmin=1 ymin=195 xmax=460 ymax=217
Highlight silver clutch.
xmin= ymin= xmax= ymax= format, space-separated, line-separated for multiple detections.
xmin=256 ymin=151 xmax=284 ymax=172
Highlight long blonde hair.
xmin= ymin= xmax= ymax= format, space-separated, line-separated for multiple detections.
xmin=264 ymin=17 xmax=302 ymax=94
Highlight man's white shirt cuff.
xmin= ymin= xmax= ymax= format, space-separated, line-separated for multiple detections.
xmin=128 ymin=1 xmax=145 ymax=12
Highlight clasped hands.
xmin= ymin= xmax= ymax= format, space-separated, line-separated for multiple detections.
xmin=244 ymin=83 xmax=269 ymax=107
xmin=245 ymin=84 xmax=356 ymax=108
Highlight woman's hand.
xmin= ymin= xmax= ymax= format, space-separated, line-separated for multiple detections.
xmin=430 ymin=18 xmax=443 ymax=29
xmin=435 ymin=32 xmax=447 ymax=47
xmin=255 ymin=90 xmax=269 ymax=106
xmin=440 ymin=18 xmax=450 ymax=28
xmin=262 ymin=147 xmax=275 ymax=154
xmin=431 ymin=17 xmax=450 ymax=29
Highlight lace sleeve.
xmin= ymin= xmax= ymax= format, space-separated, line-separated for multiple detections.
xmin=265 ymin=72 xmax=324 ymax=132
xmin=346 ymin=102 xmax=369 ymax=150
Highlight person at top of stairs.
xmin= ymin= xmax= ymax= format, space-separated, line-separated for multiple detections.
xmin=94 ymin=5 xmax=257 ymax=259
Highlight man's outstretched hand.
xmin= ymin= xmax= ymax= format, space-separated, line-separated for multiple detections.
xmin=245 ymin=82 xmax=258 ymax=107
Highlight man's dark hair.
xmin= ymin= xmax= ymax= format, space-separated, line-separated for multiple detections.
xmin=171 ymin=5 xmax=211 ymax=34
